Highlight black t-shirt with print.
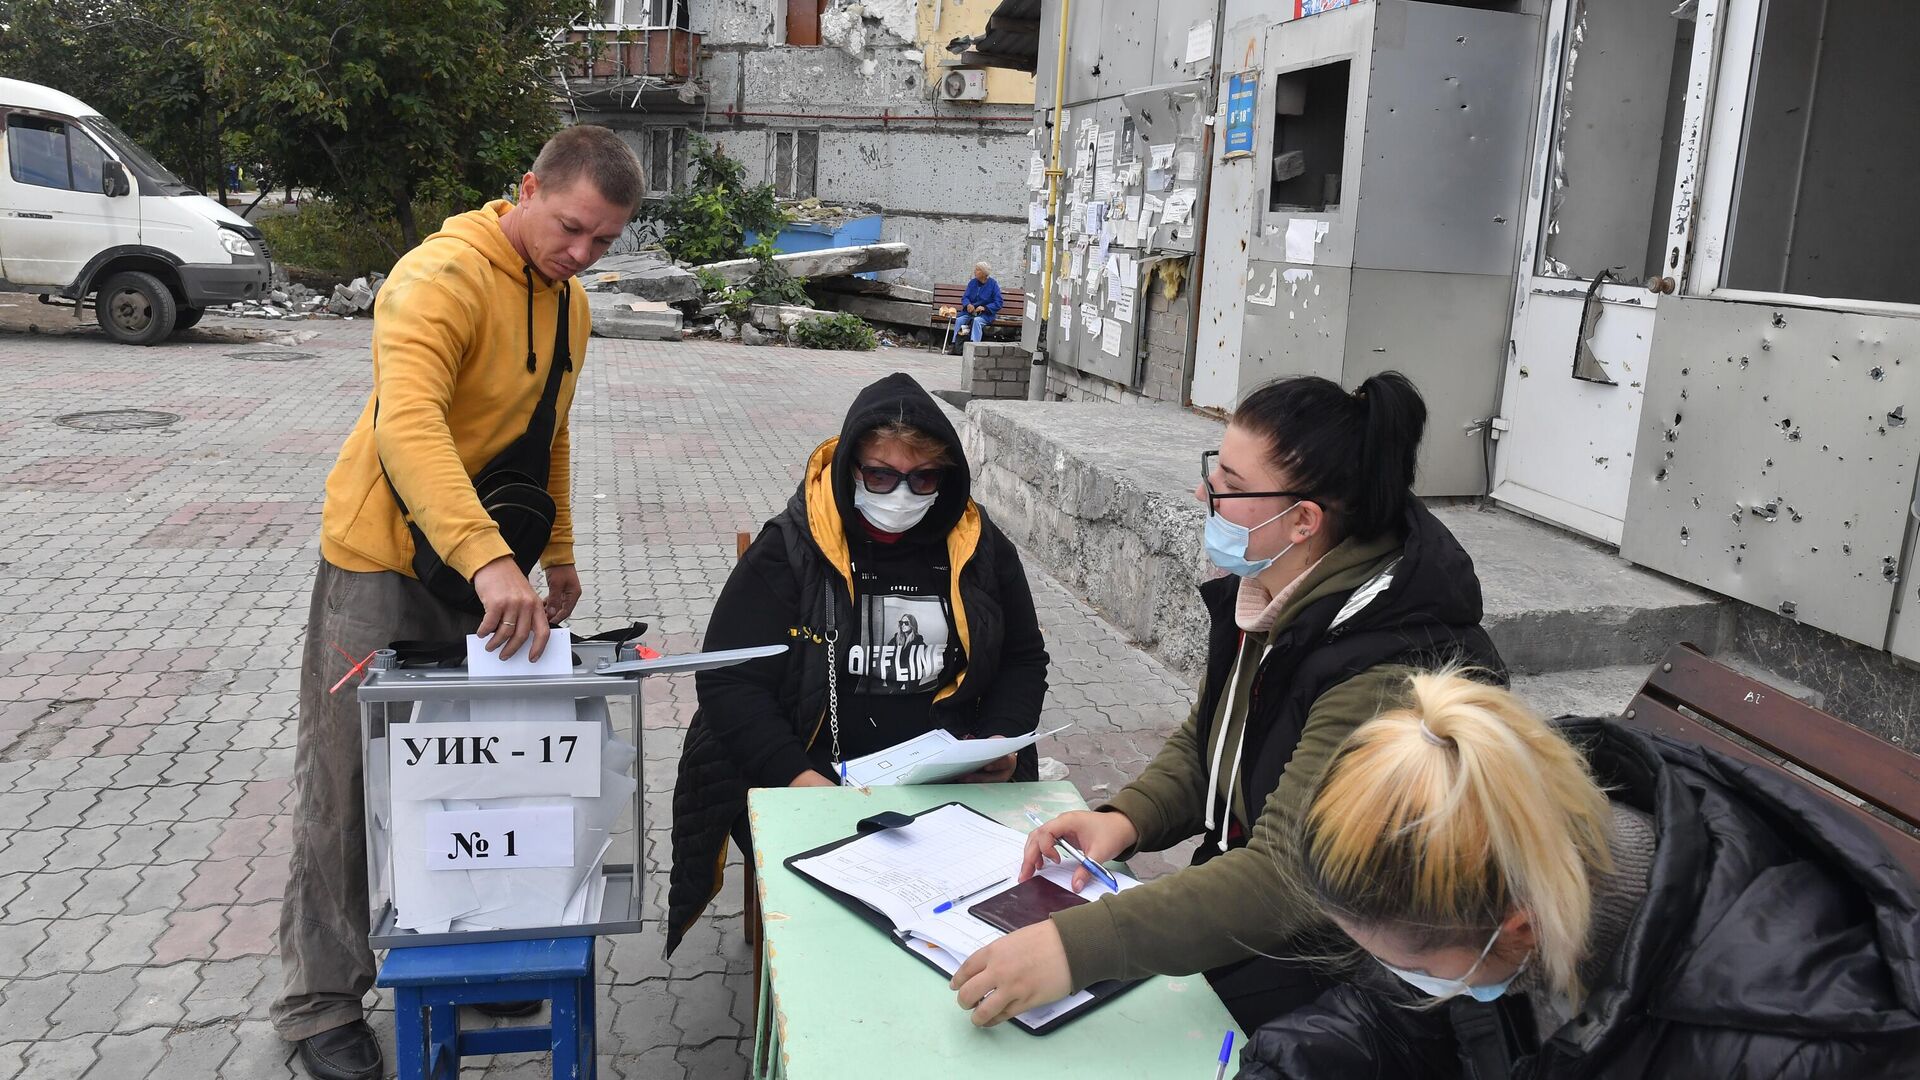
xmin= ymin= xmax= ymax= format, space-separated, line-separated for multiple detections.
xmin=807 ymin=529 xmax=965 ymax=774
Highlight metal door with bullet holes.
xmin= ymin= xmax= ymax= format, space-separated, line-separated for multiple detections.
xmin=1621 ymin=299 xmax=1920 ymax=655
xmin=1490 ymin=0 xmax=1720 ymax=544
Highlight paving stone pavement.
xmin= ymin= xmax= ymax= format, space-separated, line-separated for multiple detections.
xmin=0 ymin=313 xmax=1200 ymax=1079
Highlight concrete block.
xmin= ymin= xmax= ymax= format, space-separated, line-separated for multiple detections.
xmin=748 ymin=304 xmax=834 ymax=333
xmin=588 ymin=294 xmax=683 ymax=341
xmin=702 ymin=243 xmax=911 ymax=285
xmin=584 ymin=252 xmax=701 ymax=303
xmin=963 ymin=400 xmax=1730 ymax=686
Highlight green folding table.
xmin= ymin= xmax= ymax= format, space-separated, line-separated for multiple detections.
xmin=747 ymin=781 xmax=1244 ymax=1078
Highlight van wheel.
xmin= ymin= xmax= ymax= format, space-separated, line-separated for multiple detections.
xmin=96 ymin=271 xmax=177 ymax=345
xmin=172 ymin=307 xmax=206 ymax=333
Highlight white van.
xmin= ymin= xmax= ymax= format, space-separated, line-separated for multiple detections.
xmin=0 ymin=77 xmax=273 ymax=344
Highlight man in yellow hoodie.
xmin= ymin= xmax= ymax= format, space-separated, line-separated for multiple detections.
xmin=271 ymin=125 xmax=643 ymax=1080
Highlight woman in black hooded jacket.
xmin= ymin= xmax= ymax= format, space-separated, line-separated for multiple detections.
xmin=665 ymin=372 xmax=1050 ymax=954
xmin=1239 ymin=671 xmax=1920 ymax=1079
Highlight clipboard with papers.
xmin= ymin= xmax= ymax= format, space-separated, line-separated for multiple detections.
xmin=783 ymin=801 xmax=1144 ymax=1034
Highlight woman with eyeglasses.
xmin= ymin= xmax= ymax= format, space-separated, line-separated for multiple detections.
xmin=1239 ymin=671 xmax=1920 ymax=1079
xmin=951 ymin=371 xmax=1504 ymax=1031
xmin=666 ymin=372 xmax=1050 ymax=954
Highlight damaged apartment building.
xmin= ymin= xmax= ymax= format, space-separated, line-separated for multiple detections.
xmin=964 ymin=0 xmax=1920 ymax=706
xmin=555 ymin=0 xmax=1036 ymax=288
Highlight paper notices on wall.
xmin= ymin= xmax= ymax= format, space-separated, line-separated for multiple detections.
xmin=1162 ymin=189 xmax=1197 ymax=224
xmin=1112 ymin=285 xmax=1136 ymax=322
xmin=1286 ymin=218 xmax=1331 ymax=264
xmin=1027 ymin=152 xmax=1046 ymax=190
xmin=1185 ymin=20 xmax=1214 ymax=64
xmin=1101 ymin=318 xmax=1122 ymax=356
xmin=1080 ymin=303 xmax=1101 ymax=338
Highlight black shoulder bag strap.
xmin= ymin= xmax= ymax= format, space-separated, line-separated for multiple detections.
xmin=373 ymin=278 xmax=573 ymax=615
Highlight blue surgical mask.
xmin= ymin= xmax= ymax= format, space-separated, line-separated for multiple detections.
xmin=1203 ymin=502 xmax=1300 ymax=577
xmin=1380 ymin=927 xmax=1531 ymax=1003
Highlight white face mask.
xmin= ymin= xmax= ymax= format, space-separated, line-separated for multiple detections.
xmin=853 ymin=481 xmax=937 ymax=533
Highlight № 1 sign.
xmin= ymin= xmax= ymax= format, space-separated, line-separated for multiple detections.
xmin=427 ymin=806 xmax=575 ymax=870
xmin=1225 ymin=73 xmax=1258 ymax=159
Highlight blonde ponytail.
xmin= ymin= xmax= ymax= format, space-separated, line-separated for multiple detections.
xmin=1301 ymin=670 xmax=1614 ymax=1004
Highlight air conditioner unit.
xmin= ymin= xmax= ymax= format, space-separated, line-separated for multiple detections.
xmin=938 ymin=70 xmax=989 ymax=102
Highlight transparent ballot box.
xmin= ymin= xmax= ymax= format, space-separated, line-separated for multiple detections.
xmin=359 ymin=635 xmax=781 ymax=949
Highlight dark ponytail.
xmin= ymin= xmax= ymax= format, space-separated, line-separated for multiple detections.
xmin=1231 ymin=371 xmax=1426 ymax=541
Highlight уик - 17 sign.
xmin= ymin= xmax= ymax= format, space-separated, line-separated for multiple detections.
xmin=389 ymin=720 xmax=603 ymax=800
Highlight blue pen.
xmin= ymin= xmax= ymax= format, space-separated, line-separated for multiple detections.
xmin=932 ymin=876 xmax=1012 ymax=914
xmin=1024 ymin=811 xmax=1121 ymax=892
xmin=1214 ymin=1031 xmax=1235 ymax=1080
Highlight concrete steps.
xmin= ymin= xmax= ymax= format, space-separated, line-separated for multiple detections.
xmin=963 ymin=398 xmax=1730 ymax=688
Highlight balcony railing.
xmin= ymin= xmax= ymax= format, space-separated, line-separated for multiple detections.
xmin=558 ymin=25 xmax=703 ymax=83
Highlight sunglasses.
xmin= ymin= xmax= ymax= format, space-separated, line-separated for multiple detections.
xmin=859 ymin=464 xmax=945 ymax=496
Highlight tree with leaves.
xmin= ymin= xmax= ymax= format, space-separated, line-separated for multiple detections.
xmin=0 ymin=1 xmax=229 ymax=197
xmin=194 ymin=0 xmax=595 ymax=248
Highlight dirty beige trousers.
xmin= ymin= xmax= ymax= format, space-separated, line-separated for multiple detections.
xmin=271 ymin=559 xmax=479 ymax=1042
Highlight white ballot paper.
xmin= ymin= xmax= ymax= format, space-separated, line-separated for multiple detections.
xmin=466 ymin=627 xmax=574 ymax=678
xmin=843 ymin=725 xmax=1071 ymax=787
xmin=791 ymin=803 xmax=1140 ymax=1029
xmin=388 ymin=735 xmax=637 ymax=933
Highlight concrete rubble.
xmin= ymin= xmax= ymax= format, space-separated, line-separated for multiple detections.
xmin=697 ymin=242 xmax=911 ymax=286
xmin=587 ymin=292 xmax=685 ymax=341
xmin=582 ymin=250 xmax=702 ymax=304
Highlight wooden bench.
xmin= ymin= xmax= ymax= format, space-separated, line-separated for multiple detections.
xmin=1617 ymin=642 xmax=1920 ymax=877
xmin=931 ymin=282 xmax=1026 ymax=340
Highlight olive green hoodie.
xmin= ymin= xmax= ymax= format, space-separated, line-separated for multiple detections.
xmin=1051 ymin=534 xmax=1418 ymax=991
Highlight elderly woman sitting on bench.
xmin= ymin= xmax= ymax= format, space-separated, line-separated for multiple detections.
xmin=948 ymin=262 xmax=1004 ymax=354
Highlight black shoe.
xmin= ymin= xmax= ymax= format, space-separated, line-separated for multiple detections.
xmin=472 ymin=999 xmax=543 ymax=1018
xmin=296 ymin=1020 xmax=382 ymax=1080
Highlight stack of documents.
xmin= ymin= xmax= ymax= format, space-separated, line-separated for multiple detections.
xmin=790 ymin=803 xmax=1138 ymax=1028
xmin=842 ymin=725 xmax=1071 ymax=787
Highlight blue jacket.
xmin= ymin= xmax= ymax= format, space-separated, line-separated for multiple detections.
xmin=961 ymin=277 xmax=1004 ymax=317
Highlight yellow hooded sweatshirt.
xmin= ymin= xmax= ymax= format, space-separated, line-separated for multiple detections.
xmin=319 ymin=200 xmax=590 ymax=580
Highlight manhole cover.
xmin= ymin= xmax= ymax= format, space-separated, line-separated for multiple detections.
xmin=228 ymin=350 xmax=317 ymax=363
xmin=53 ymin=409 xmax=181 ymax=432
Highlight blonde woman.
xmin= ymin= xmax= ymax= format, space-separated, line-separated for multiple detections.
xmin=1239 ymin=672 xmax=1920 ymax=1079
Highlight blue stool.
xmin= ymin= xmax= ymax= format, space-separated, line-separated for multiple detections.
xmin=377 ymin=936 xmax=597 ymax=1080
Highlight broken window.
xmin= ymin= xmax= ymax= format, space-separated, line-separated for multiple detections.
xmin=1537 ymin=0 xmax=1694 ymax=284
xmin=591 ymin=0 xmax=681 ymax=25
xmin=1267 ymin=61 xmax=1351 ymax=213
xmin=1720 ymin=1 xmax=1920 ymax=306
xmin=647 ymin=127 xmax=688 ymax=195
xmin=770 ymin=130 xmax=819 ymax=199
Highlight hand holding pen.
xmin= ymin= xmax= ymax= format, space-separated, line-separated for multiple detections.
xmin=1021 ymin=810 xmax=1123 ymax=893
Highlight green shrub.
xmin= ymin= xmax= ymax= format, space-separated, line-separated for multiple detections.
xmin=742 ymin=237 xmax=810 ymax=308
xmin=793 ymin=313 xmax=878 ymax=351
xmin=641 ymin=139 xmax=789 ymax=264
xmin=257 ymin=199 xmax=454 ymax=281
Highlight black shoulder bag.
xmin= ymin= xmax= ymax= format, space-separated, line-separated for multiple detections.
xmin=376 ymin=280 xmax=572 ymax=616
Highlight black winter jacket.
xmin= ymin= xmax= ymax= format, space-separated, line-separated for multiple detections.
xmin=665 ymin=373 xmax=1049 ymax=953
xmin=1238 ymin=720 xmax=1920 ymax=1080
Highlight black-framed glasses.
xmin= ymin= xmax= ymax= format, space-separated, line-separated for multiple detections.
xmin=859 ymin=463 xmax=945 ymax=496
xmin=1200 ymin=451 xmax=1312 ymax=515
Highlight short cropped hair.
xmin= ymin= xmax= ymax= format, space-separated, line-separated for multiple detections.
xmin=533 ymin=125 xmax=646 ymax=210
xmin=974 ymin=261 xmax=991 ymax=273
